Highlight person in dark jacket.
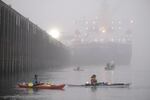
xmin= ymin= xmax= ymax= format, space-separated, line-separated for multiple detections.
xmin=91 ymin=74 xmax=97 ymax=85
xmin=33 ymin=74 xmax=38 ymax=85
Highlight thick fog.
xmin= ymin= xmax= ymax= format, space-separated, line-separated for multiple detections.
xmin=3 ymin=0 xmax=150 ymax=71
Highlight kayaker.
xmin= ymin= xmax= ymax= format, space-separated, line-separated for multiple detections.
xmin=33 ymin=74 xmax=38 ymax=85
xmin=77 ymin=66 xmax=80 ymax=71
xmin=90 ymin=74 xmax=97 ymax=85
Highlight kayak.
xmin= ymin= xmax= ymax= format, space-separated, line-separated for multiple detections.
xmin=73 ymin=67 xmax=84 ymax=71
xmin=73 ymin=69 xmax=84 ymax=71
xmin=67 ymin=82 xmax=130 ymax=88
xmin=18 ymin=83 xmax=65 ymax=90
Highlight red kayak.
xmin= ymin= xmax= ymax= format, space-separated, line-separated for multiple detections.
xmin=18 ymin=83 xmax=65 ymax=90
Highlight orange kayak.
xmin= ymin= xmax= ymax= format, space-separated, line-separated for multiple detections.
xmin=18 ymin=83 xmax=65 ymax=90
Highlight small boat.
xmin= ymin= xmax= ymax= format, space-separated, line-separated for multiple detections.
xmin=73 ymin=67 xmax=84 ymax=71
xmin=105 ymin=61 xmax=115 ymax=70
xmin=67 ymin=82 xmax=130 ymax=88
xmin=17 ymin=83 xmax=65 ymax=90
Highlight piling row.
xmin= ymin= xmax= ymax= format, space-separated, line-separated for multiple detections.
xmin=0 ymin=1 xmax=69 ymax=76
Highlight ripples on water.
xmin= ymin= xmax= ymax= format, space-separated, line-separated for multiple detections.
xmin=0 ymin=65 xmax=150 ymax=100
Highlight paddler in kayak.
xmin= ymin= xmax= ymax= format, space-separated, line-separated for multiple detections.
xmin=91 ymin=74 xmax=97 ymax=85
xmin=33 ymin=74 xmax=39 ymax=86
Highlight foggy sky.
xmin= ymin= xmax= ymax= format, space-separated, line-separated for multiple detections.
xmin=3 ymin=0 xmax=142 ymax=33
xmin=3 ymin=0 xmax=150 ymax=70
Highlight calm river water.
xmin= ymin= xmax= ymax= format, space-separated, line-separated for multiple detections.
xmin=0 ymin=65 xmax=150 ymax=100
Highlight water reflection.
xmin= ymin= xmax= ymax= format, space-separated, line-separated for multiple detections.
xmin=90 ymin=86 xmax=97 ymax=92
xmin=16 ymin=88 xmax=39 ymax=95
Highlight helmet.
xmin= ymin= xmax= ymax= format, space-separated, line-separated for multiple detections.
xmin=91 ymin=74 xmax=96 ymax=78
